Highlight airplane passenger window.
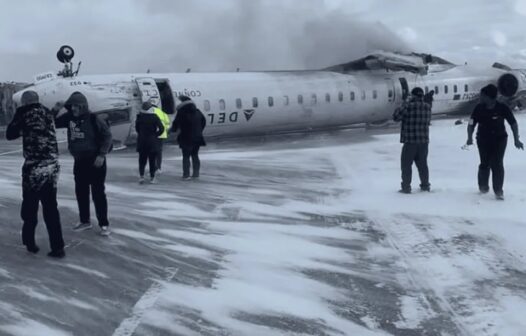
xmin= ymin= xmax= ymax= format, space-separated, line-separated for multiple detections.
xmin=219 ymin=99 xmax=226 ymax=111
xmin=268 ymin=96 xmax=274 ymax=107
xmin=373 ymin=90 xmax=378 ymax=99
xmin=204 ymin=100 xmax=211 ymax=112
xmin=311 ymin=94 xmax=317 ymax=105
xmin=388 ymin=90 xmax=393 ymax=98
xmin=444 ymin=85 xmax=448 ymax=94
xmin=338 ymin=92 xmax=343 ymax=102
xmin=350 ymin=91 xmax=355 ymax=101
xmin=435 ymin=86 xmax=439 ymax=94
xmin=298 ymin=95 xmax=304 ymax=104
xmin=325 ymin=93 xmax=331 ymax=103
xmin=454 ymin=85 xmax=458 ymax=93
xmin=253 ymin=97 xmax=258 ymax=108
xmin=361 ymin=91 xmax=366 ymax=100
xmin=236 ymin=98 xmax=242 ymax=109
xmin=283 ymin=95 xmax=289 ymax=106
xmin=464 ymin=84 xmax=469 ymax=92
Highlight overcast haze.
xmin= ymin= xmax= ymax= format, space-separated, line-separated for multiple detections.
xmin=1 ymin=0 xmax=526 ymax=82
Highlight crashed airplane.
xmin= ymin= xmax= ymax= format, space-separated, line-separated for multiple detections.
xmin=12 ymin=46 xmax=526 ymax=147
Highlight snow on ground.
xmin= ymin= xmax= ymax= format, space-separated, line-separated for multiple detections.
xmin=0 ymin=114 xmax=525 ymax=335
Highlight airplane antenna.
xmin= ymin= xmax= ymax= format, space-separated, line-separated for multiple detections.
xmin=74 ymin=61 xmax=82 ymax=76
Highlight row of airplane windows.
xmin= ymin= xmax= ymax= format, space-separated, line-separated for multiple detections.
xmin=425 ymin=84 xmax=469 ymax=95
xmin=202 ymin=91 xmax=382 ymax=112
xmin=200 ymin=84 xmax=470 ymax=111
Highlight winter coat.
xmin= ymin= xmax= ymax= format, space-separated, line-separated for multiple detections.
xmin=171 ymin=102 xmax=206 ymax=149
xmin=135 ymin=112 xmax=164 ymax=153
xmin=55 ymin=110 xmax=113 ymax=159
xmin=6 ymin=103 xmax=60 ymax=191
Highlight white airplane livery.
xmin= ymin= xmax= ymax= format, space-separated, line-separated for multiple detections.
xmin=12 ymin=46 xmax=526 ymax=147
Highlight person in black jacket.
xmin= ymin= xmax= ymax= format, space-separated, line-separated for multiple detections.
xmin=170 ymin=96 xmax=206 ymax=180
xmin=53 ymin=92 xmax=113 ymax=236
xmin=6 ymin=90 xmax=65 ymax=258
xmin=466 ymin=84 xmax=523 ymax=200
xmin=136 ymin=101 xmax=164 ymax=184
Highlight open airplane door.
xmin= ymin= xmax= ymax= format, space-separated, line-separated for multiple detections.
xmin=386 ymin=79 xmax=396 ymax=103
xmin=135 ymin=77 xmax=162 ymax=108
xmin=398 ymin=77 xmax=409 ymax=101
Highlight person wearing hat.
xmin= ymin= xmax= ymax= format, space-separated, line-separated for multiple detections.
xmin=53 ymin=92 xmax=113 ymax=236
xmin=170 ymin=96 xmax=206 ymax=180
xmin=135 ymin=101 xmax=165 ymax=184
xmin=466 ymin=84 xmax=523 ymax=200
xmin=393 ymin=87 xmax=432 ymax=193
xmin=6 ymin=90 xmax=65 ymax=258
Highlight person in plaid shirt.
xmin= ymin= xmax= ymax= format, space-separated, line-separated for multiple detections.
xmin=393 ymin=87 xmax=432 ymax=193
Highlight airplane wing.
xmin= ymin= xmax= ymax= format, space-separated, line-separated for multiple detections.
xmin=325 ymin=51 xmax=455 ymax=75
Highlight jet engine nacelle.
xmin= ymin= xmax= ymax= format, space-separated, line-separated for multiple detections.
xmin=56 ymin=45 xmax=75 ymax=64
xmin=496 ymin=70 xmax=526 ymax=110
xmin=498 ymin=73 xmax=519 ymax=97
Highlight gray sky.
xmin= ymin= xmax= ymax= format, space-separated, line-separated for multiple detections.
xmin=1 ymin=0 xmax=526 ymax=82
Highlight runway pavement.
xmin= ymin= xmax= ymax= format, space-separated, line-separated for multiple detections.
xmin=1 ymin=118 xmax=525 ymax=336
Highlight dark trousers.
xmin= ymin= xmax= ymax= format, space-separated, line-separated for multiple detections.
xmin=139 ymin=151 xmax=157 ymax=178
xmin=21 ymin=182 xmax=64 ymax=252
xmin=477 ymin=137 xmax=507 ymax=193
xmin=156 ymin=140 xmax=164 ymax=170
xmin=182 ymin=146 xmax=201 ymax=178
xmin=74 ymin=157 xmax=109 ymax=227
xmin=401 ymin=143 xmax=430 ymax=191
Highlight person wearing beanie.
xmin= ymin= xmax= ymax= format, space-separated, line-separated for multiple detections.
xmin=393 ymin=86 xmax=432 ymax=194
xmin=135 ymin=101 xmax=164 ymax=184
xmin=53 ymin=91 xmax=113 ymax=236
xmin=170 ymin=96 xmax=206 ymax=180
xmin=466 ymin=84 xmax=523 ymax=200
xmin=6 ymin=90 xmax=65 ymax=258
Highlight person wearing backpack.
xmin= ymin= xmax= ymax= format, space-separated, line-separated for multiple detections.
xmin=53 ymin=92 xmax=113 ymax=236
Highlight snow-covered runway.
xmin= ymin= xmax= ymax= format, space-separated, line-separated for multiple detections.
xmin=1 ymin=115 xmax=525 ymax=336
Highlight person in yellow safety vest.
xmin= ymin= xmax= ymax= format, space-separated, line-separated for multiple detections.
xmin=152 ymin=103 xmax=170 ymax=173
